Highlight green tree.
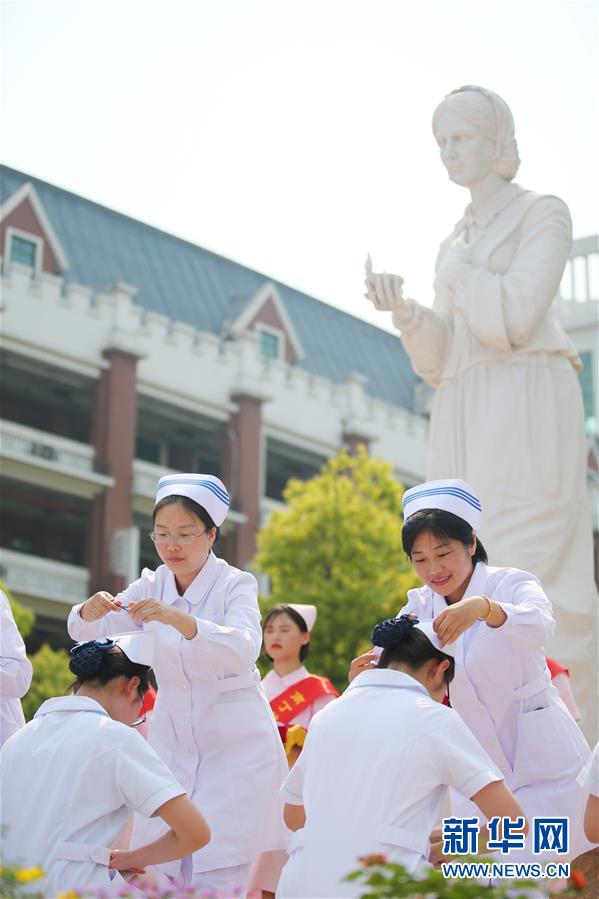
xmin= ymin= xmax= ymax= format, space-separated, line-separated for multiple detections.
xmin=21 ymin=644 xmax=72 ymax=721
xmin=1 ymin=579 xmax=73 ymax=720
xmin=256 ymin=447 xmax=419 ymax=689
xmin=0 ymin=580 xmax=34 ymax=639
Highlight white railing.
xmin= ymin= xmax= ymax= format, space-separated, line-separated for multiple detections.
xmin=132 ymin=459 xmax=174 ymax=498
xmin=0 ymin=418 xmax=96 ymax=474
xmin=0 ymin=548 xmax=89 ymax=606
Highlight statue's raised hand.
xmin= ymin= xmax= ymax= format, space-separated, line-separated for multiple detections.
xmin=364 ymin=254 xmax=409 ymax=313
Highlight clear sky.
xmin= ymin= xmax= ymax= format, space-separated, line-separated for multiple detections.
xmin=1 ymin=0 xmax=597 ymax=330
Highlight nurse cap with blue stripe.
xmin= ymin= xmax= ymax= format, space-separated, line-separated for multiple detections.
xmin=402 ymin=478 xmax=482 ymax=531
xmin=155 ymin=473 xmax=230 ymax=527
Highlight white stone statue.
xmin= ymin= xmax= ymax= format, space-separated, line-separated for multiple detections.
xmin=366 ymin=85 xmax=598 ymax=740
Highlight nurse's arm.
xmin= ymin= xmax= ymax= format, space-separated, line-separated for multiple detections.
xmin=284 ymin=802 xmax=306 ymax=831
xmin=109 ymin=795 xmax=210 ymax=871
xmin=180 ymin=573 xmax=262 ymax=671
xmin=471 ymin=780 xmax=528 ymax=851
xmin=0 ymin=594 xmax=33 ymax=698
xmin=584 ymin=794 xmax=599 ymax=843
xmin=68 ymin=593 xmax=141 ymax=641
xmin=494 ymin=574 xmax=556 ymax=649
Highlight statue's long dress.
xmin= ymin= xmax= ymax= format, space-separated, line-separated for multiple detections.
xmin=395 ymin=182 xmax=598 ymax=741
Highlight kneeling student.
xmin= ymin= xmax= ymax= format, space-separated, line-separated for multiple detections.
xmin=277 ymin=616 xmax=524 ymax=899
xmin=0 ymin=633 xmax=210 ymax=896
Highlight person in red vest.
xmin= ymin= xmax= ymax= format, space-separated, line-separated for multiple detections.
xmin=546 ymin=657 xmax=581 ymax=722
xmin=249 ymin=603 xmax=338 ymax=899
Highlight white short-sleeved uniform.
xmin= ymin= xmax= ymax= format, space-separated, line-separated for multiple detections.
xmin=67 ymin=551 xmax=288 ymax=879
xmin=0 ymin=696 xmax=184 ymax=896
xmin=276 ymin=669 xmax=502 ymax=899
xmin=249 ymin=665 xmax=337 ymax=893
xmin=400 ymin=562 xmax=592 ymax=862
xmin=577 ymin=742 xmax=599 ymax=797
xmin=0 ymin=591 xmax=33 ymax=748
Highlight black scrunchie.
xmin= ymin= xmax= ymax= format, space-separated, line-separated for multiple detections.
xmin=371 ymin=615 xmax=419 ymax=649
xmin=69 ymin=638 xmax=115 ymax=678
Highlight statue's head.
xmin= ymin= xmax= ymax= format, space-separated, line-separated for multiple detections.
xmin=432 ymin=86 xmax=520 ymax=186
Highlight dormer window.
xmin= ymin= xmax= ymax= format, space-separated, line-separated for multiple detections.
xmin=258 ymin=325 xmax=284 ymax=360
xmin=11 ymin=235 xmax=37 ymax=266
xmin=5 ymin=227 xmax=43 ymax=273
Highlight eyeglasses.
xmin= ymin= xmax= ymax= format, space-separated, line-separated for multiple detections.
xmin=131 ymin=713 xmax=147 ymax=728
xmin=148 ymin=528 xmax=209 ymax=545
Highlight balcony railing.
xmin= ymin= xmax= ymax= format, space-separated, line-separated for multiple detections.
xmin=0 ymin=419 xmax=113 ymax=494
xmin=0 ymin=547 xmax=89 ymax=606
xmin=133 ymin=459 xmax=175 ymax=498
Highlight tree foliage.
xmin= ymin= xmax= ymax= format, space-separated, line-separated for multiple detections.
xmin=0 ymin=580 xmax=34 ymax=639
xmin=256 ymin=447 xmax=419 ymax=689
xmin=1 ymin=580 xmax=73 ymax=721
xmin=21 ymin=644 xmax=73 ymax=721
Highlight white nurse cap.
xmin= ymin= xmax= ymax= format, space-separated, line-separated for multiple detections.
xmin=111 ymin=632 xmax=155 ymax=667
xmin=414 ymin=620 xmax=456 ymax=658
xmin=155 ymin=473 xmax=230 ymax=527
xmin=288 ymin=604 xmax=317 ymax=632
xmin=402 ymin=478 xmax=482 ymax=531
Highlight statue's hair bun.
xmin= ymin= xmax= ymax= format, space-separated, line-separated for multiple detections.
xmin=371 ymin=615 xmax=419 ymax=649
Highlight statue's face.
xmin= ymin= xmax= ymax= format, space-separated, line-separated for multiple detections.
xmin=434 ymin=109 xmax=496 ymax=187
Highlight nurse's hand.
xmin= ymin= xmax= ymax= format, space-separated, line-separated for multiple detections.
xmin=127 ymin=598 xmax=174 ymax=625
xmin=80 ymin=591 xmax=122 ymax=622
xmin=348 ymin=650 xmax=378 ymax=683
xmin=108 ymin=848 xmax=146 ymax=875
xmin=433 ymin=596 xmax=490 ymax=645
xmin=128 ymin=601 xmax=198 ymax=639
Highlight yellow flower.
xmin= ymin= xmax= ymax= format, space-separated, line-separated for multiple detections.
xmin=15 ymin=866 xmax=44 ymax=882
xmin=57 ymin=892 xmax=79 ymax=898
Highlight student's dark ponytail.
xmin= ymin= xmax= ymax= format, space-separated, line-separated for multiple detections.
xmin=69 ymin=639 xmax=150 ymax=696
xmin=372 ymin=614 xmax=455 ymax=684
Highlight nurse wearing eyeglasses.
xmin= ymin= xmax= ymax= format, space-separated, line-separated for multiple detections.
xmin=67 ymin=474 xmax=288 ymax=897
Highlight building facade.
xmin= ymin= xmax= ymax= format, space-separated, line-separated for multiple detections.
xmin=1 ymin=166 xmax=597 ymax=649
xmin=0 ymin=166 xmax=428 ymax=646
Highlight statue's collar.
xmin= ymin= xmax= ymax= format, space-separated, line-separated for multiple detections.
xmin=460 ymin=182 xmax=524 ymax=231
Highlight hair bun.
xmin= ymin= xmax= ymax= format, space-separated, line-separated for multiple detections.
xmin=371 ymin=615 xmax=419 ymax=649
xmin=69 ymin=640 xmax=112 ymax=678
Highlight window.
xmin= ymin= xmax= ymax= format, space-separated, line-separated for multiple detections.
xmin=135 ymin=436 xmax=163 ymax=464
xmin=259 ymin=328 xmax=281 ymax=360
xmin=578 ymin=351 xmax=596 ymax=430
xmin=10 ymin=235 xmax=38 ymax=267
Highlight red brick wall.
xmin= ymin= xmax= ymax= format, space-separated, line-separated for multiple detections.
xmin=87 ymin=350 xmax=138 ymax=593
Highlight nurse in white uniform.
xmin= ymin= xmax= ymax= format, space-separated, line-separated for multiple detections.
xmin=0 ymin=633 xmax=209 ymax=897
xmin=351 ymin=479 xmax=591 ymax=864
xmin=67 ymin=473 xmax=288 ymax=895
xmin=278 ymin=615 xmax=524 ymax=899
xmin=250 ymin=604 xmax=338 ymax=898
xmin=577 ymin=742 xmax=599 ymax=843
xmin=0 ymin=589 xmax=33 ymax=747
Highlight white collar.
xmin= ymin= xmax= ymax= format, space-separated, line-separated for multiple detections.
xmin=34 ymin=695 xmax=109 ymax=719
xmin=427 ymin=561 xmax=488 ymax=606
xmin=163 ymin=549 xmax=220 ymax=606
xmin=456 ymin=182 xmax=524 ymax=232
xmin=266 ymin=664 xmax=309 ymax=686
xmin=347 ymin=668 xmax=429 ymax=697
